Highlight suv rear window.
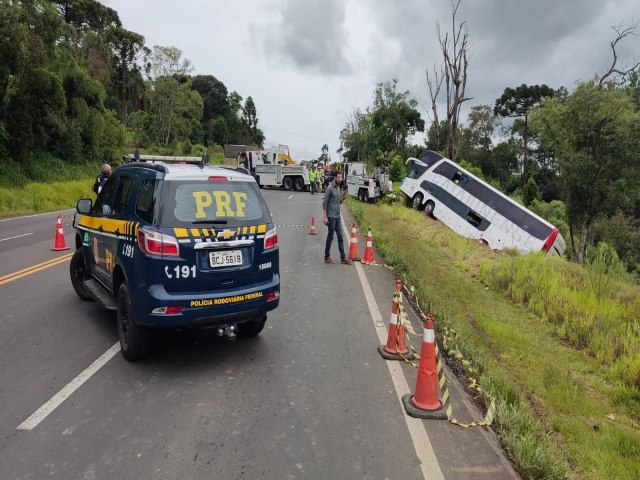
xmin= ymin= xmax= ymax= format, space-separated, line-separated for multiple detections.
xmin=158 ymin=180 xmax=271 ymax=227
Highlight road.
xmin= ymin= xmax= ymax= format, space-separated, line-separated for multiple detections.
xmin=0 ymin=191 xmax=519 ymax=479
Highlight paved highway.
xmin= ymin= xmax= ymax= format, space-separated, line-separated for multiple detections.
xmin=0 ymin=190 xmax=519 ymax=479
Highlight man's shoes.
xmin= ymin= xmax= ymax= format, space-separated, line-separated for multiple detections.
xmin=324 ymin=256 xmax=334 ymax=264
xmin=341 ymin=257 xmax=353 ymax=265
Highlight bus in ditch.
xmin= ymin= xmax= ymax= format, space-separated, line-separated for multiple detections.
xmin=400 ymin=151 xmax=566 ymax=257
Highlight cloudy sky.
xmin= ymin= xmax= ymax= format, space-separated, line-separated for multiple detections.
xmin=104 ymin=0 xmax=639 ymax=161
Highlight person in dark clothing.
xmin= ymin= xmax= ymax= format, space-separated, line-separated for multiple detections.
xmin=93 ymin=163 xmax=111 ymax=195
xmin=322 ymin=172 xmax=352 ymax=265
xmin=133 ymin=146 xmax=140 ymax=162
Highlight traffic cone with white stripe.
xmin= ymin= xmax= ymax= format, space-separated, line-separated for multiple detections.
xmin=348 ymin=223 xmax=360 ymax=261
xmin=378 ymin=279 xmax=413 ymax=360
xmin=308 ymin=216 xmax=318 ymax=235
xmin=402 ymin=312 xmax=447 ymax=419
xmin=50 ymin=213 xmax=70 ymax=251
xmin=360 ymin=228 xmax=376 ymax=265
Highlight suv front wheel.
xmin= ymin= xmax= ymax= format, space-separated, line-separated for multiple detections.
xmin=70 ymin=248 xmax=93 ymax=301
xmin=117 ymin=283 xmax=150 ymax=361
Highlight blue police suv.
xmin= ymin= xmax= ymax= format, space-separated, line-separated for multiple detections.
xmin=70 ymin=157 xmax=280 ymax=361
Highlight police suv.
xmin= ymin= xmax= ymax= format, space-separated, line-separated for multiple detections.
xmin=70 ymin=156 xmax=280 ymax=361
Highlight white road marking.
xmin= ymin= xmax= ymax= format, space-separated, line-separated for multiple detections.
xmin=17 ymin=343 xmax=121 ymax=431
xmin=287 ymin=195 xmax=294 ymax=200
xmin=0 ymin=209 xmax=74 ymax=222
xmin=342 ymin=219 xmax=444 ymax=480
xmin=0 ymin=232 xmax=34 ymax=242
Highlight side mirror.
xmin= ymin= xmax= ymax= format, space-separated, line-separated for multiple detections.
xmin=76 ymin=198 xmax=92 ymax=214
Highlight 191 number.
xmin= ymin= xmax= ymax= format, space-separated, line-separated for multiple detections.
xmin=122 ymin=243 xmax=134 ymax=258
xmin=164 ymin=265 xmax=196 ymax=279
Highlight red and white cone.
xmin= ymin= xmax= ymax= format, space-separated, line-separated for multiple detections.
xmin=402 ymin=312 xmax=447 ymax=419
xmin=360 ymin=228 xmax=376 ymax=265
xmin=378 ymin=279 xmax=413 ymax=360
xmin=309 ymin=216 xmax=317 ymax=235
xmin=50 ymin=213 xmax=70 ymax=251
xmin=348 ymin=223 xmax=360 ymax=261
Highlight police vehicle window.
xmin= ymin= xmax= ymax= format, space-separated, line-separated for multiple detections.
xmin=136 ymin=179 xmax=158 ymax=224
xmin=94 ymin=176 xmax=118 ymax=215
xmin=168 ymin=180 xmax=270 ymax=225
xmin=112 ymin=176 xmax=135 ymax=215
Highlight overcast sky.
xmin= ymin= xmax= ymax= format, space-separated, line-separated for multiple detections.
xmin=104 ymin=0 xmax=639 ymax=161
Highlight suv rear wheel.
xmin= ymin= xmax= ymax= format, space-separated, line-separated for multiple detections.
xmin=117 ymin=283 xmax=150 ymax=361
xmin=239 ymin=315 xmax=266 ymax=337
xmin=70 ymin=248 xmax=93 ymax=301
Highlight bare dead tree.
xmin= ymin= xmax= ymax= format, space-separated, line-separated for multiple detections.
xmin=426 ymin=64 xmax=444 ymax=151
xmin=438 ymin=0 xmax=472 ymax=160
xmin=598 ymin=22 xmax=640 ymax=88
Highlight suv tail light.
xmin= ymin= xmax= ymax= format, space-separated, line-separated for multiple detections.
xmin=264 ymin=226 xmax=278 ymax=250
xmin=137 ymin=227 xmax=179 ymax=257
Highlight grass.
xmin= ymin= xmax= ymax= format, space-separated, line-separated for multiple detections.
xmin=0 ymin=178 xmax=95 ymax=218
xmin=347 ymin=197 xmax=640 ymax=480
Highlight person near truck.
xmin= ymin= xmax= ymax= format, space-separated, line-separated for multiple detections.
xmin=309 ymin=167 xmax=317 ymax=195
xmin=322 ymin=172 xmax=352 ymax=265
xmin=93 ymin=163 xmax=111 ymax=195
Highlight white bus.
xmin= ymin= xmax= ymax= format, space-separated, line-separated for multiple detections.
xmin=400 ymin=151 xmax=566 ymax=257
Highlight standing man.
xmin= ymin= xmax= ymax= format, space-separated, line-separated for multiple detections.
xmin=133 ymin=145 xmax=140 ymax=162
xmin=323 ymin=172 xmax=352 ymax=264
xmin=309 ymin=166 xmax=316 ymax=195
xmin=93 ymin=163 xmax=111 ymax=195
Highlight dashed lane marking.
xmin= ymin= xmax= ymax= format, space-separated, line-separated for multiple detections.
xmin=17 ymin=343 xmax=121 ymax=431
xmin=0 ymin=232 xmax=34 ymax=242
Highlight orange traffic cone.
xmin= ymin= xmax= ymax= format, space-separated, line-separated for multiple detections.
xmin=348 ymin=223 xmax=360 ymax=261
xmin=379 ymin=279 xmax=414 ymax=360
xmin=402 ymin=312 xmax=447 ymax=419
xmin=50 ymin=213 xmax=70 ymax=251
xmin=360 ymin=228 xmax=376 ymax=265
xmin=309 ymin=216 xmax=317 ymax=235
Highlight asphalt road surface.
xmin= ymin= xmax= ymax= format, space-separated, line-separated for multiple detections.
xmin=0 ymin=191 xmax=520 ymax=479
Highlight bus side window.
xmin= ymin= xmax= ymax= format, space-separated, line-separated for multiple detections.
xmin=452 ymin=171 xmax=469 ymax=185
xmin=467 ymin=210 xmax=483 ymax=228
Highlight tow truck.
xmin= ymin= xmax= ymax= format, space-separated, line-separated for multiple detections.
xmin=237 ymin=145 xmax=311 ymax=191
xmin=341 ymin=162 xmax=393 ymax=202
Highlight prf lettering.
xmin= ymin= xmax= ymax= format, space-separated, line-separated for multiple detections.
xmin=193 ymin=191 xmax=247 ymax=219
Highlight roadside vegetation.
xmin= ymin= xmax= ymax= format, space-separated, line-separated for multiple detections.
xmin=348 ymin=197 xmax=640 ymax=480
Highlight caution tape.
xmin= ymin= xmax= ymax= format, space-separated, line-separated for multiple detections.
xmin=276 ymin=224 xmax=311 ymax=228
xmin=392 ymin=291 xmax=495 ymax=428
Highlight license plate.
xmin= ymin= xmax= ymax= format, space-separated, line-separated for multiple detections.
xmin=209 ymin=250 xmax=243 ymax=268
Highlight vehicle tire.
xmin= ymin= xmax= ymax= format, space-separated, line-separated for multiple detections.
xmin=70 ymin=248 xmax=93 ymax=302
xmin=363 ymin=190 xmax=369 ymax=203
xmin=117 ymin=283 xmax=150 ymax=361
xmin=358 ymin=190 xmax=364 ymax=202
xmin=424 ymin=200 xmax=435 ymax=217
xmin=239 ymin=315 xmax=266 ymax=337
xmin=283 ymin=177 xmax=293 ymax=190
xmin=294 ymin=177 xmax=304 ymax=191
xmin=412 ymin=193 xmax=424 ymax=210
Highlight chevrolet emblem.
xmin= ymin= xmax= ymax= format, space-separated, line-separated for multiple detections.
xmin=218 ymin=229 xmax=235 ymax=240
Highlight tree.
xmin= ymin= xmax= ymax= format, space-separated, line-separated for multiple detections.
xmin=531 ymin=81 xmax=640 ymax=264
xmin=494 ymin=84 xmax=555 ymax=184
xmin=370 ymin=79 xmax=424 ymax=159
xmin=208 ymin=116 xmax=229 ymax=146
xmin=105 ymin=27 xmax=149 ymax=122
xmin=438 ymin=0 xmax=471 ymax=160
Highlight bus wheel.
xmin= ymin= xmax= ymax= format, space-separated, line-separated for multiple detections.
xmin=424 ymin=200 xmax=435 ymax=217
xmin=283 ymin=177 xmax=293 ymax=190
xmin=412 ymin=193 xmax=424 ymax=210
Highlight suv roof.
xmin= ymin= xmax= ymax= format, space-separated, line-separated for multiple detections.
xmin=118 ymin=162 xmax=252 ymax=181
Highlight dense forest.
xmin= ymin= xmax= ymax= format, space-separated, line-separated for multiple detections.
xmin=0 ymin=0 xmax=265 ymax=176
xmin=339 ymin=25 xmax=640 ymax=276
